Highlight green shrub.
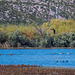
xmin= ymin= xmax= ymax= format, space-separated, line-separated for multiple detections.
xmin=53 ymin=33 xmax=69 ymax=47
xmin=39 ymin=35 xmax=54 ymax=48
xmin=70 ymin=41 xmax=75 ymax=47
xmin=68 ymin=32 xmax=75 ymax=42
xmin=68 ymin=32 xmax=75 ymax=47
xmin=53 ymin=36 xmax=60 ymax=47
xmin=39 ymin=38 xmax=47 ymax=47
xmin=0 ymin=31 xmax=8 ymax=44
xmin=8 ymin=30 xmax=35 ymax=47
xmin=54 ymin=32 xmax=75 ymax=47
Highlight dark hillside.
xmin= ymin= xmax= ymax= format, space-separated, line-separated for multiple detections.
xmin=0 ymin=0 xmax=75 ymax=24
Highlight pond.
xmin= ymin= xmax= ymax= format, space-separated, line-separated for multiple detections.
xmin=0 ymin=49 xmax=75 ymax=68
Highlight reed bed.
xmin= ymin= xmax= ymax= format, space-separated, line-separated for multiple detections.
xmin=0 ymin=65 xmax=75 ymax=75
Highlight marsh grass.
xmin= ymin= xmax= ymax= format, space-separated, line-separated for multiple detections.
xmin=0 ymin=65 xmax=75 ymax=75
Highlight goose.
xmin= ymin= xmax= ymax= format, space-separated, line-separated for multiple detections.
xmin=67 ymin=52 xmax=71 ymax=54
xmin=66 ymin=60 xmax=68 ymax=62
xmin=62 ymin=60 xmax=64 ymax=62
xmin=56 ymin=61 xmax=58 ymax=62
xmin=60 ymin=53 xmax=64 ymax=54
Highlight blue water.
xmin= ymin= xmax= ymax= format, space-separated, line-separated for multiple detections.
xmin=0 ymin=49 xmax=75 ymax=68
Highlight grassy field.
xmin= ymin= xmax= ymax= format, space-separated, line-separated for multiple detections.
xmin=0 ymin=65 xmax=75 ymax=75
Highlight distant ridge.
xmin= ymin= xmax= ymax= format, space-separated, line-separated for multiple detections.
xmin=0 ymin=0 xmax=75 ymax=24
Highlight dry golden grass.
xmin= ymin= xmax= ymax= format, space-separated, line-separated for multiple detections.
xmin=0 ymin=65 xmax=75 ymax=75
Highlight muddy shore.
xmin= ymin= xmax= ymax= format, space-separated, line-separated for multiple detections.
xmin=0 ymin=47 xmax=75 ymax=49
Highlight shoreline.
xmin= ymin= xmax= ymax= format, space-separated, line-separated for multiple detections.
xmin=0 ymin=65 xmax=75 ymax=75
xmin=0 ymin=47 xmax=75 ymax=49
xmin=1 ymin=65 xmax=75 ymax=69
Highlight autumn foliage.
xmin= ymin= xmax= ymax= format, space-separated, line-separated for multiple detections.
xmin=0 ymin=19 xmax=75 ymax=48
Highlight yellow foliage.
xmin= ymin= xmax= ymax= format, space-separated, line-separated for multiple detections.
xmin=50 ymin=19 xmax=75 ymax=35
xmin=0 ymin=19 xmax=75 ymax=38
xmin=6 ymin=25 xmax=18 ymax=35
xmin=0 ymin=26 xmax=6 ymax=32
xmin=41 ymin=22 xmax=51 ymax=35
xmin=22 ymin=25 xmax=35 ymax=38
xmin=0 ymin=24 xmax=35 ymax=38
